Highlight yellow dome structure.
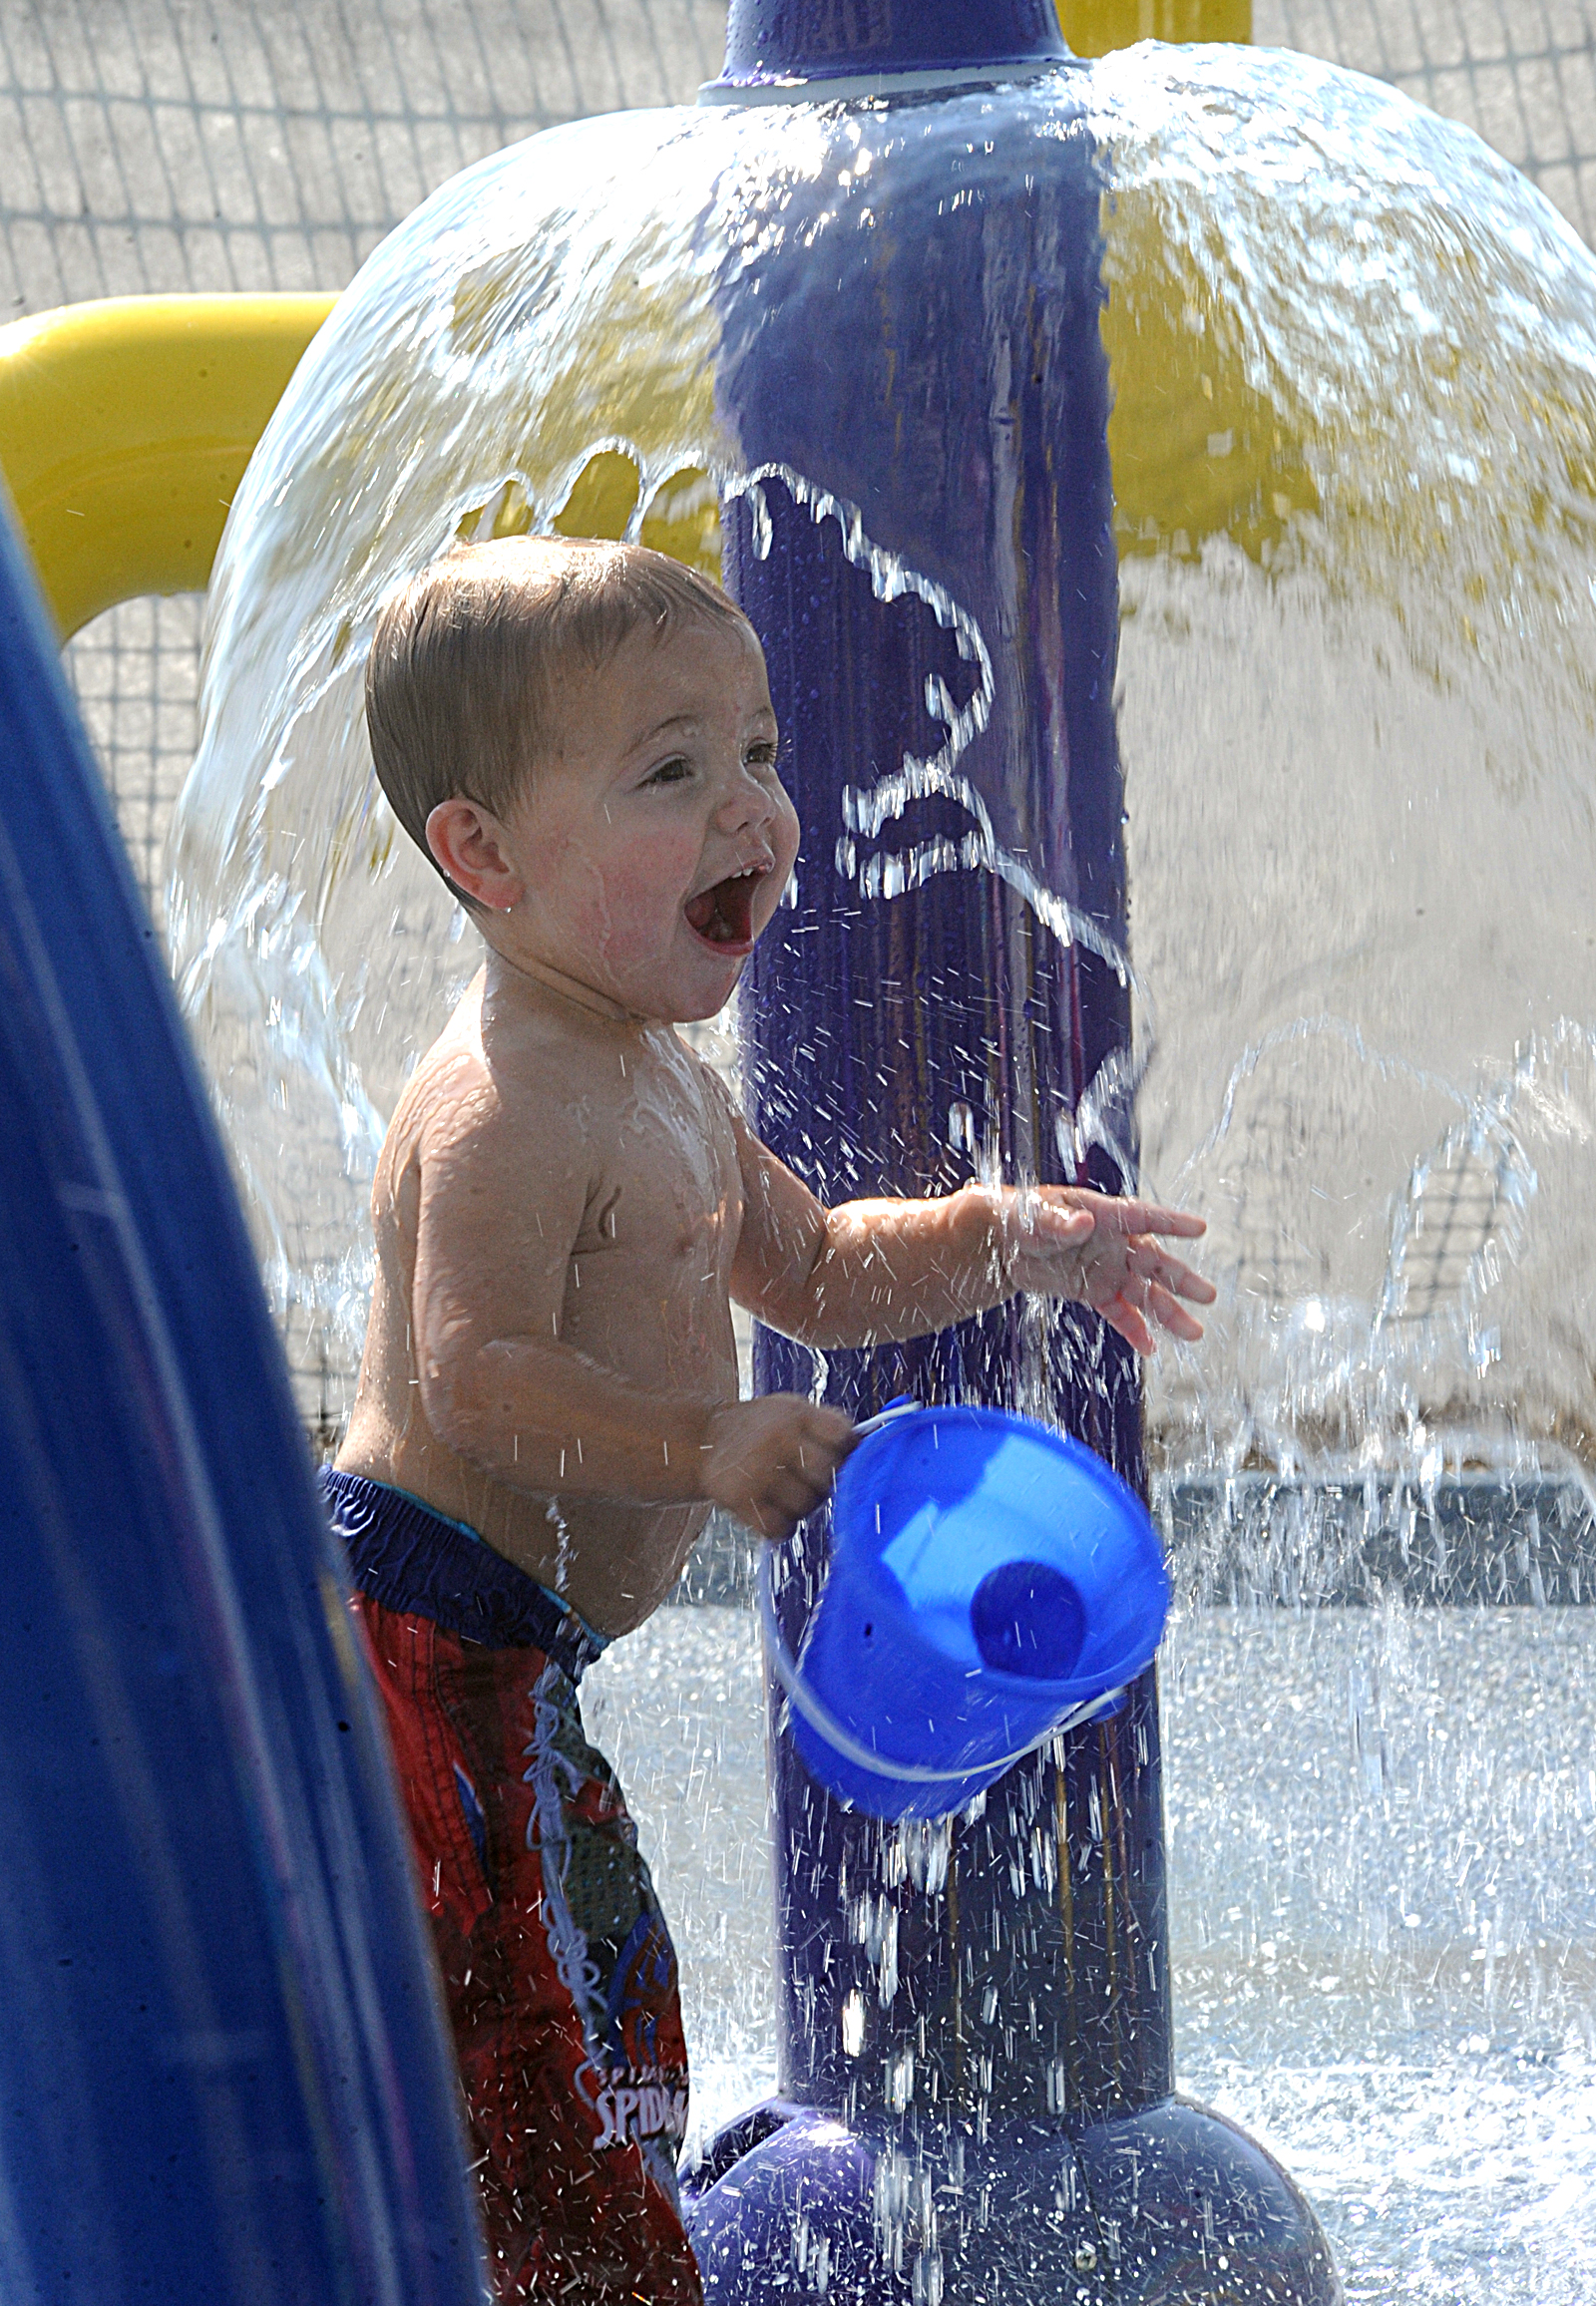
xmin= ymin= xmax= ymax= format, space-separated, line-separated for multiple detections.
xmin=0 ymin=0 xmax=1273 ymax=638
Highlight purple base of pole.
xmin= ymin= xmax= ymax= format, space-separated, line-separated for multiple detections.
xmin=683 ymin=2097 xmax=1338 ymax=2302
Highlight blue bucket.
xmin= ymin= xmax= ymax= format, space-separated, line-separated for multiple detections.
xmin=761 ymin=1402 xmax=1170 ymax=1821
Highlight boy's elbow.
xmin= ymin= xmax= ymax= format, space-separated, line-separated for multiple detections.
xmin=417 ymin=1355 xmax=485 ymax=1459
xmin=761 ymin=1230 xmax=850 ymax=1345
xmin=738 ymin=1264 xmax=833 ymax=1348
xmin=753 ymin=1290 xmax=867 ymax=1352
xmin=767 ymin=1305 xmax=829 ymax=1349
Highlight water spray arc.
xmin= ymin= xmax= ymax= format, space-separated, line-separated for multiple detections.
xmin=0 ymin=446 xmax=484 ymax=2303
xmin=681 ymin=3 xmax=1337 ymax=2298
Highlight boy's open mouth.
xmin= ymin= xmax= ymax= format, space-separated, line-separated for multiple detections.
xmin=684 ymin=865 xmax=767 ymax=951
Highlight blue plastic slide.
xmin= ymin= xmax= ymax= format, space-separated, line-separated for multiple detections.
xmin=0 ymin=492 xmax=485 ymax=2302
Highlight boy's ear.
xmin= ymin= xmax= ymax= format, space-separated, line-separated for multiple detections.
xmin=425 ymin=798 xmax=525 ymax=913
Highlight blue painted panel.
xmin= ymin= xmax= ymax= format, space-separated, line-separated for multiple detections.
xmin=0 ymin=497 xmax=484 ymax=2302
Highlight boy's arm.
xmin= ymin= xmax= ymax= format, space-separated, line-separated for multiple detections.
xmin=411 ymin=1074 xmax=850 ymax=1533
xmin=728 ymin=1115 xmax=1215 ymax=1354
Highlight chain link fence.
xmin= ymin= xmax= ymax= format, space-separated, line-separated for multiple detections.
xmin=0 ymin=1 xmax=725 ymax=307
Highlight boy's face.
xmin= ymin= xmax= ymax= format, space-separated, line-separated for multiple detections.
xmin=480 ymin=616 xmax=799 ymax=1022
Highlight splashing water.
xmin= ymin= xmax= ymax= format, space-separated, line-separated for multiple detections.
xmin=170 ymin=42 xmax=1596 ymax=2302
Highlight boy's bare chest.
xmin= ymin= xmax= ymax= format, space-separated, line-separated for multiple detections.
xmin=565 ymin=1046 xmax=740 ymax=1305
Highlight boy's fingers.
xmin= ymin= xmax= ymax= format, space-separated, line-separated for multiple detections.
xmin=770 ymin=1467 xmax=830 ymax=1522
xmin=1165 ymin=1260 xmax=1217 ymax=1305
xmin=1127 ymin=1246 xmax=1218 ymax=1305
xmin=1102 ymin=1294 xmax=1156 ymax=1355
xmin=1029 ymin=1201 xmax=1094 ymax=1236
xmin=1122 ymin=1264 xmax=1207 ymax=1338
xmin=1147 ymin=1281 xmax=1205 ymax=1342
xmin=806 ymin=1401 xmax=856 ymax=1435
xmin=754 ymin=1484 xmax=818 ymax=1539
xmin=1113 ymin=1201 xmax=1206 ymax=1239
xmin=792 ymin=1438 xmax=853 ymax=1485
xmin=779 ymin=1464 xmax=847 ymax=1520
xmin=799 ymin=1406 xmax=858 ymax=1460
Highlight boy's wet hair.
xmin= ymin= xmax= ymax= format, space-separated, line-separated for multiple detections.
xmin=365 ymin=535 xmax=751 ymax=909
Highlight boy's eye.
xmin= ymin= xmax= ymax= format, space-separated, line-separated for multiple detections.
xmin=745 ymin=741 xmax=779 ymax=768
xmin=645 ymin=756 xmax=692 ymax=787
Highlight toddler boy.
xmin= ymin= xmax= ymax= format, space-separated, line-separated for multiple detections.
xmin=324 ymin=536 xmax=1212 ymax=2302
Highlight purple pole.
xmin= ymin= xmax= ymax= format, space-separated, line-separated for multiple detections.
xmin=707 ymin=0 xmax=1067 ymax=88
xmin=680 ymin=5 xmax=1340 ymax=2302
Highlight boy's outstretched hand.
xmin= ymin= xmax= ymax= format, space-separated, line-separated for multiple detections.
xmin=996 ymin=1187 xmax=1216 ymax=1356
xmin=701 ymin=1395 xmax=857 ymax=1543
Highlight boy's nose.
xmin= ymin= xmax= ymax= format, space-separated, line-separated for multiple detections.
xmin=714 ymin=763 xmax=774 ymax=834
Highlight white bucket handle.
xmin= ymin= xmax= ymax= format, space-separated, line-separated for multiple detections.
xmin=756 ymin=1545 xmax=1122 ymax=1789
xmin=850 ymin=1396 xmax=924 ymax=1441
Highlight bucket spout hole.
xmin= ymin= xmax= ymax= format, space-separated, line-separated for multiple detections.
xmin=971 ymin=1560 xmax=1086 ymax=1680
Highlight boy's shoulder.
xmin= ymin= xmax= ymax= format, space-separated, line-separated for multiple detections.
xmin=380 ymin=972 xmax=539 ymax=1158
xmin=383 ymin=968 xmax=740 ymax=1182
xmin=388 ymin=966 xmax=654 ymax=1154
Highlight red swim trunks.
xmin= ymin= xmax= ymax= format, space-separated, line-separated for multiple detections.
xmin=322 ymin=1470 xmax=702 ymax=2305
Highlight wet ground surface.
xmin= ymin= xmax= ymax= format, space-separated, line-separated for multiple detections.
xmin=584 ymin=1601 xmax=1596 ymax=2303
